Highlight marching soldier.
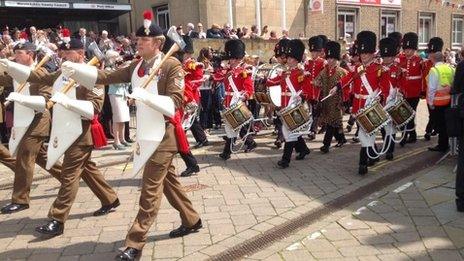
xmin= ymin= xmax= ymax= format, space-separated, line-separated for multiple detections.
xmin=423 ymin=37 xmax=444 ymax=141
xmin=426 ymin=37 xmax=453 ymax=153
xmin=266 ymin=38 xmax=289 ymax=148
xmin=10 ymin=37 xmax=121 ymax=236
xmin=345 ymin=42 xmax=361 ymax=141
xmin=218 ymin=39 xmax=256 ymax=160
xmin=398 ymin=32 xmax=422 ymax=146
xmin=162 ymin=34 xmax=201 ymax=177
xmin=0 ymin=39 xmax=62 ymax=214
xmin=181 ymin=37 xmax=209 ymax=149
xmin=313 ymin=41 xmax=348 ymax=153
xmin=277 ymin=39 xmax=311 ymax=169
xmin=304 ymin=36 xmax=326 ymax=139
xmin=332 ymin=31 xmax=384 ymax=175
xmin=379 ymin=37 xmax=402 ymax=161
xmin=388 ymin=32 xmax=403 ymax=55
xmin=61 ymin=11 xmax=202 ymax=260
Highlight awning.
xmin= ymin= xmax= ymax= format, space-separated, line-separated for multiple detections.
xmin=1 ymin=1 xmax=131 ymax=20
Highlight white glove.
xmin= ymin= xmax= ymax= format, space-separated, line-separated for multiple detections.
xmin=128 ymin=87 xmax=148 ymax=102
xmin=6 ymin=92 xmax=24 ymax=104
xmin=50 ymin=92 xmax=70 ymax=108
xmin=0 ymin=59 xmax=31 ymax=83
xmin=61 ymin=61 xmax=77 ymax=78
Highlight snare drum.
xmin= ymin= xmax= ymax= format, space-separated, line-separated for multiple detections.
xmin=253 ymin=64 xmax=285 ymax=105
xmin=279 ymin=102 xmax=311 ymax=132
xmin=356 ymin=100 xmax=390 ymax=135
xmin=386 ymin=98 xmax=415 ymax=128
xmin=221 ymin=102 xmax=253 ymax=131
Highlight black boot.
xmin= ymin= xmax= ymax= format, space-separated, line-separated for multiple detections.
xmin=358 ymin=165 xmax=368 ymax=175
xmin=1 ymin=203 xmax=29 ymax=214
xmin=169 ymin=219 xmax=203 ymax=238
xmin=368 ymin=157 xmax=379 ymax=166
xmin=320 ymin=145 xmax=329 ymax=154
xmin=181 ymin=165 xmax=200 ymax=177
xmin=115 ymin=247 xmax=140 ymax=261
xmin=274 ymin=139 xmax=282 ymax=149
xmin=424 ymin=133 xmax=431 ymax=141
xmin=35 ymin=220 xmax=64 ymax=236
xmin=93 ymin=198 xmax=120 ymax=216
xmin=386 ymin=152 xmax=394 ymax=161
xmin=295 ymin=149 xmax=310 ymax=160
xmin=277 ymin=160 xmax=289 ymax=169
xmin=244 ymin=140 xmax=257 ymax=153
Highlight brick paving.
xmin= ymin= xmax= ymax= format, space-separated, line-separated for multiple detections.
xmin=0 ymin=100 xmax=459 ymax=261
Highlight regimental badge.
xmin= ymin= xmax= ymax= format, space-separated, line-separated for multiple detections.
xmin=65 ymin=43 xmax=70 ymax=49
xmin=145 ymin=28 xmax=150 ymax=36
xmin=53 ymin=137 xmax=58 ymax=148
xmin=135 ymin=142 xmax=140 ymax=155
xmin=241 ymin=71 xmax=247 ymax=78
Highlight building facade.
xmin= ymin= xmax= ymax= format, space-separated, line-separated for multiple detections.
xmin=129 ymin=0 xmax=464 ymax=50
xmin=0 ymin=0 xmax=131 ymax=35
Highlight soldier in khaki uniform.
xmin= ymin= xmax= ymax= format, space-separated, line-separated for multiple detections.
xmin=62 ymin=11 xmax=201 ymax=260
xmin=0 ymin=41 xmax=62 ymax=214
xmin=0 ymin=144 xmax=16 ymax=171
xmin=4 ymin=38 xmax=120 ymax=236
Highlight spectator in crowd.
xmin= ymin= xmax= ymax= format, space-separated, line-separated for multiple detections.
xmin=36 ymin=30 xmax=49 ymax=46
xmin=98 ymin=30 xmax=114 ymax=52
xmin=281 ymin=29 xmax=289 ymax=39
xmin=186 ymin=23 xmax=195 ymax=37
xmin=269 ymin=30 xmax=278 ymax=40
xmin=198 ymin=47 xmax=214 ymax=129
xmin=29 ymin=26 xmax=37 ymax=44
xmin=221 ymin=23 xmax=232 ymax=39
xmin=241 ymin=26 xmax=250 ymax=39
xmin=229 ymin=28 xmax=239 ymax=39
xmin=206 ymin=24 xmax=223 ymax=38
xmin=119 ymin=38 xmax=135 ymax=61
xmin=260 ymin=25 xmax=269 ymax=38
xmin=250 ymin=25 xmax=260 ymax=39
xmin=236 ymin=27 xmax=243 ymax=38
xmin=196 ymin=23 xmax=206 ymax=39
xmin=78 ymin=28 xmax=93 ymax=59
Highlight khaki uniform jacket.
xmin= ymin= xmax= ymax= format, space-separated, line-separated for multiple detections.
xmin=27 ymin=68 xmax=103 ymax=146
xmin=0 ymin=74 xmax=51 ymax=137
xmin=96 ymin=56 xmax=184 ymax=152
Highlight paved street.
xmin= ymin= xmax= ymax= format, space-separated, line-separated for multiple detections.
xmin=0 ymin=100 xmax=462 ymax=261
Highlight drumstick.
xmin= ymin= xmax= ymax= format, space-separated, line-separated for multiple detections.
xmin=46 ymin=56 xmax=100 ymax=109
xmin=4 ymin=54 xmax=51 ymax=107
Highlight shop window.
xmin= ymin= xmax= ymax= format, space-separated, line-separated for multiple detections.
xmin=153 ymin=5 xmax=170 ymax=30
xmin=337 ymin=8 xmax=358 ymax=43
xmin=381 ymin=10 xmax=399 ymax=38
xmin=452 ymin=15 xmax=463 ymax=47
xmin=418 ymin=12 xmax=435 ymax=47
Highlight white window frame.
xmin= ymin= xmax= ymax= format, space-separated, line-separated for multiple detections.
xmin=452 ymin=15 xmax=464 ymax=49
xmin=337 ymin=7 xmax=359 ymax=44
xmin=153 ymin=5 xmax=170 ymax=30
xmin=418 ymin=12 xmax=435 ymax=49
xmin=380 ymin=10 xmax=400 ymax=39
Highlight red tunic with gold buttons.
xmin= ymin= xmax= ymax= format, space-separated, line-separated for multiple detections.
xmin=267 ymin=66 xmax=310 ymax=107
xmin=398 ymin=54 xmax=423 ymax=98
xmin=183 ymin=58 xmax=204 ymax=104
xmin=214 ymin=63 xmax=253 ymax=108
xmin=303 ymin=57 xmax=325 ymax=101
xmin=339 ymin=61 xmax=383 ymax=114
xmin=379 ymin=62 xmax=402 ymax=105
xmin=421 ymin=59 xmax=433 ymax=96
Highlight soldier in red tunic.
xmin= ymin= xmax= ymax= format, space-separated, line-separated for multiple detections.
xmin=379 ymin=37 xmax=403 ymax=161
xmin=334 ymin=31 xmax=384 ymax=175
xmin=277 ymin=39 xmax=311 ymax=169
xmin=218 ymin=39 xmax=256 ymax=160
xmin=398 ymin=32 xmax=422 ymax=146
xmin=304 ymin=36 xmax=326 ymax=139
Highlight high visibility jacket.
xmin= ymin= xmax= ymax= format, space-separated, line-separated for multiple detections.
xmin=428 ymin=64 xmax=454 ymax=106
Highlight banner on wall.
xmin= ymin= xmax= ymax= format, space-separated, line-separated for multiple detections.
xmin=336 ymin=0 xmax=401 ymax=7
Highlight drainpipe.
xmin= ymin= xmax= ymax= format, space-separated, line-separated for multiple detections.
xmin=228 ymin=0 xmax=234 ymax=28
xmin=281 ymin=0 xmax=286 ymax=30
xmin=255 ymin=0 xmax=261 ymax=34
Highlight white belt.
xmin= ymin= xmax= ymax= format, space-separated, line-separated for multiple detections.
xmin=354 ymin=93 xmax=369 ymax=99
xmin=406 ymin=76 xmax=421 ymax=80
xmin=225 ymin=92 xmax=234 ymax=95
xmin=282 ymin=92 xmax=292 ymax=97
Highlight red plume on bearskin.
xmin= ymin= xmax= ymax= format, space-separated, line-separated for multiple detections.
xmin=61 ymin=28 xmax=71 ymax=44
xmin=19 ymin=31 xmax=28 ymax=44
xmin=143 ymin=10 xmax=153 ymax=31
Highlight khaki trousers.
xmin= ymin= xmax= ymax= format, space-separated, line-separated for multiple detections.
xmin=12 ymin=135 xmax=61 ymax=204
xmin=0 ymin=143 xmax=16 ymax=171
xmin=48 ymin=145 xmax=118 ymax=223
xmin=125 ymin=151 xmax=200 ymax=250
